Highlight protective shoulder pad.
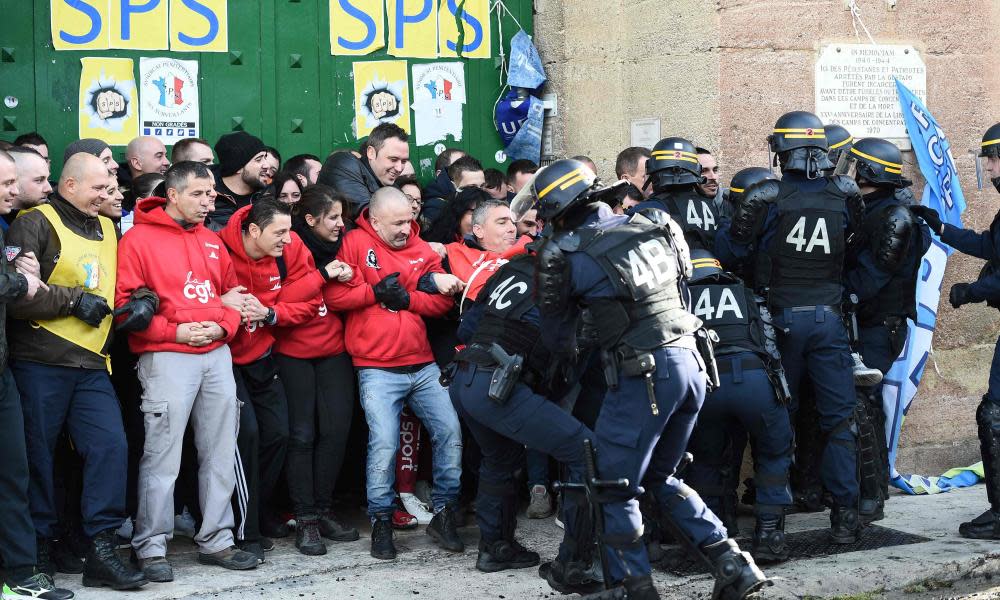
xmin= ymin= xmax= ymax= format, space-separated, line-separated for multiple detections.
xmin=633 ymin=208 xmax=670 ymax=227
xmin=550 ymin=228 xmax=599 ymax=252
xmin=729 ymin=179 xmax=779 ymax=244
xmin=534 ymin=238 xmax=570 ymax=316
xmin=871 ymin=204 xmax=916 ymax=272
xmin=831 ymin=174 xmax=863 ymax=199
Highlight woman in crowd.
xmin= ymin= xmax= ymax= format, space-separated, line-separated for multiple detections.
xmin=272 ymin=185 xmax=360 ymax=555
xmin=267 ymin=172 xmax=304 ymax=205
xmin=421 ymin=187 xmax=488 ymax=244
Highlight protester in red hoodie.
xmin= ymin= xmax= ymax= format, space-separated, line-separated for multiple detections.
xmin=115 ymin=161 xmax=258 ymax=582
xmin=327 ymin=186 xmax=465 ymax=561
xmin=270 ymin=186 xmax=361 ymax=556
xmin=217 ymin=198 xmax=319 ymax=561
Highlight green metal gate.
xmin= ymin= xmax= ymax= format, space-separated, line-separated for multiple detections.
xmin=0 ymin=0 xmax=533 ymax=178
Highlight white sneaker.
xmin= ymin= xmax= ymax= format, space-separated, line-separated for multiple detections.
xmin=852 ymin=352 xmax=883 ymax=386
xmin=400 ymin=493 xmax=434 ymax=525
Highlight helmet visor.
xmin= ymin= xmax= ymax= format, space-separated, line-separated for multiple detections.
xmin=510 ymin=167 xmax=545 ymax=222
xmin=833 ymin=152 xmax=858 ymax=180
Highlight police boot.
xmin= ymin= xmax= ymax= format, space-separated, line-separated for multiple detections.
xmin=959 ymin=397 xmax=1000 ymax=539
xmin=829 ymin=505 xmax=861 ymax=544
xmin=577 ymin=574 xmax=659 ymax=600
xmin=539 ymin=559 xmax=603 ymax=595
xmin=426 ymin=502 xmax=465 ymax=552
xmin=477 ymin=494 xmax=539 ymax=572
xmin=751 ymin=509 xmax=788 ymax=564
xmin=704 ymin=539 xmax=770 ymax=600
xmin=81 ymin=529 xmax=148 ymax=590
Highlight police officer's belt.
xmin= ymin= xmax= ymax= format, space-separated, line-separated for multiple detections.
xmin=455 ymin=343 xmax=543 ymax=389
xmin=715 ymin=355 xmax=766 ymax=375
xmin=788 ymin=304 xmax=842 ymax=315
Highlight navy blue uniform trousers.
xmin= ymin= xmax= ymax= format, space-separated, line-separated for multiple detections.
xmin=686 ymin=352 xmax=793 ymax=514
xmin=450 ymin=363 xmax=592 ymax=556
xmin=774 ymin=308 xmax=858 ymax=507
xmin=12 ymin=360 xmax=127 ymax=538
xmin=595 ymin=345 xmax=727 ymax=582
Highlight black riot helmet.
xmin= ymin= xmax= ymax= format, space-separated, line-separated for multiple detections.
xmin=980 ymin=123 xmax=1000 ymax=194
xmin=689 ymin=248 xmax=724 ymax=283
xmin=842 ymin=137 xmax=912 ymax=189
xmin=767 ymin=111 xmax=832 ymax=178
xmin=725 ymin=167 xmax=776 ymax=207
xmin=646 ymin=137 xmax=704 ymax=191
xmin=510 ymin=158 xmax=598 ymax=224
xmin=825 ymin=124 xmax=854 ymax=168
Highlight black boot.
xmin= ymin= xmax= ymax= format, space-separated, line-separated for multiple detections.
xmin=426 ymin=502 xmax=464 ymax=552
xmin=751 ymin=510 xmax=788 ymax=564
xmin=35 ymin=537 xmax=55 ymax=577
xmin=539 ymin=559 xmax=603 ymax=595
xmin=576 ymin=575 xmax=658 ymax=600
xmin=859 ymin=497 xmax=884 ymax=524
xmin=476 ymin=539 xmax=540 ymax=572
xmin=961 ymin=397 xmax=1000 ymax=540
xmin=81 ymin=529 xmax=148 ymax=590
xmin=49 ymin=538 xmax=85 ymax=575
xmin=829 ymin=505 xmax=861 ymax=544
xmin=705 ymin=538 xmax=770 ymax=600
xmin=370 ymin=513 xmax=396 ymax=560
xmin=318 ymin=510 xmax=359 ymax=542
xmin=295 ymin=515 xmax=327 ymax=556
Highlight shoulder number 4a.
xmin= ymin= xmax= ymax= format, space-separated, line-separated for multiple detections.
xmin=785 ymin=217 xmax=831 ymax=254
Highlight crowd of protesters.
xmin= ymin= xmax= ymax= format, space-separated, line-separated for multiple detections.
xmin=0 ymin=123 xmax=683 ymax=598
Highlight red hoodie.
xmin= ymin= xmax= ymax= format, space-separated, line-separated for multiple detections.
xmin=218 ymin=204 xmax=319 ymax=365
xmin=272 ymin=256 xmax=347 ymax=359
xmin=328 ymin=209 xmax=453 ymax=368
xmin=115 ymin=197 xmax=242 ymax=355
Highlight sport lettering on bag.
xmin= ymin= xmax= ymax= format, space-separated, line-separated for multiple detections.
xmin=693 ymin=287 xmax=744 ymax=321
xmin=628 ymin=239 xmax=676 ymax=290
xmin=685 ymin=200 xmax=717 ymax=231
xmin=785 ymin=216 xmax=831 ymax=254
xmin=487 ymin=274 xmax=528 ymax=310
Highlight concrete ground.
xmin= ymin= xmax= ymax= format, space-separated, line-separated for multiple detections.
xmin=53 ymin=485 xmax=1000 ymax=600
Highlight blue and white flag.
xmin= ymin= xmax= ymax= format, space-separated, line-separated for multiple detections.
xmin=883 ymin=78 xmax=969 ymax=494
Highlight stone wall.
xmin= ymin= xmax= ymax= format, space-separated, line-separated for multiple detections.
xmin=535 ymin=0 xmax=1000 ymax=474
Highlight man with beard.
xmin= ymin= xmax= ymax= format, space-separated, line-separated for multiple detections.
xmin=208 ymin=132 xmax=270 ymax=231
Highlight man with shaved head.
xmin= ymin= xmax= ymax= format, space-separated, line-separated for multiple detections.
xmin=4 ymin=148 xmax=51 ymax=227
xmin=125 ymin=136 xmax=170 ymax=182
xmin=8 ymin=152 xmax=148 ymax=590
xmin=327 ymin=185 xmax=466 ymax=561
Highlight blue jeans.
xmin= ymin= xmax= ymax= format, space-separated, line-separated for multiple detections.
xmin=358 ymin=364 xmax=462 ymax=517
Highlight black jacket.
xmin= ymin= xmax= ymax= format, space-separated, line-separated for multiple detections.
xmin=317 ymin=151 xmax=382 ymax=214
xmin=0 ymin=225 xmax=28 ymax=371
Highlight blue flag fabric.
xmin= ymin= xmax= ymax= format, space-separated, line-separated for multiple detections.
xmin=504 ymin=94 xmax=544 ymax=163
xmin=883 ymin=79 xmax=970 ymax=494
xmin=507 ymin=30 xmax=546 ymax=90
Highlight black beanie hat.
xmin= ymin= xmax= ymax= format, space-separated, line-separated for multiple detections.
xmin=63 ymin=138 xmax=112 ymax=163
xmin=215 ymin=131 xmax=265 ymax=177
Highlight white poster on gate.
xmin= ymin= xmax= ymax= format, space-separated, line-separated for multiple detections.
xmin=139 ymin=57 xmax=200 ymax=145
xmin=410 ymin=61 xmax=466 ymax=146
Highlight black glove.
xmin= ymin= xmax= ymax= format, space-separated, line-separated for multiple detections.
xmin=373 ymin=272 xmax=410 ymax=311
xmin=911 ymin=205 xmax=943 ymax=235
xmin=949 ymin=283 xmax=974 ymax=309
xmin=113 ymin=294 xmax=157 ymax=332
xmin=73 ymin=292 xmax=113 ymax=328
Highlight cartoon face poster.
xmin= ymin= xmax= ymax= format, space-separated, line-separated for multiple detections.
xmin=353 ymin=60 xmax=410 ymax=139
xmin=79 ymin=57 xmax=139 ymax=145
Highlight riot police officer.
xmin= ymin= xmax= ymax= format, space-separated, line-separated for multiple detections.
xmin=840 ymin=137 xmax=932 ymax=523
xmin=447 ymin=253 xmax=599 ymax=582
xmin=684 ymin=250 xmax=794 ymax=564
xmin=718 ymin=110 xmax=865 ymax=543
xmin=515 ymin=159 xmax=768 ymax=600
xmin=631 ymin=137 xmax=719 ymax=251
xmin=911 ymin=122 xmax=1000 ymax=539
xmin=720 ymin=167 xmax=777 ymax=282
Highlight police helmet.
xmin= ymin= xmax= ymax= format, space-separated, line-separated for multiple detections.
xmin=844 ymin=137 xmax=912 ymax=188
xmin=646 ymin=137 xmax=704 ymax=189
xmin=689 ymin=249 xmax=724 ymax=283
xmin=825 ymin=124 xmax=854 ymax=167
xmin=725 ymin=167 xmax=776 ymax=206
xmin=768 ymin=111 xmax=828 ymax=153
xmin=510 ymin=159 xmax=597 ymax=223
xmin=981 ymin=123 xmax=1000 ymax=158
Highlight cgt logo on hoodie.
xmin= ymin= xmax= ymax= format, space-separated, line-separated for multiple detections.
xmin=183 ymin=271 xmax=215 ymax=304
